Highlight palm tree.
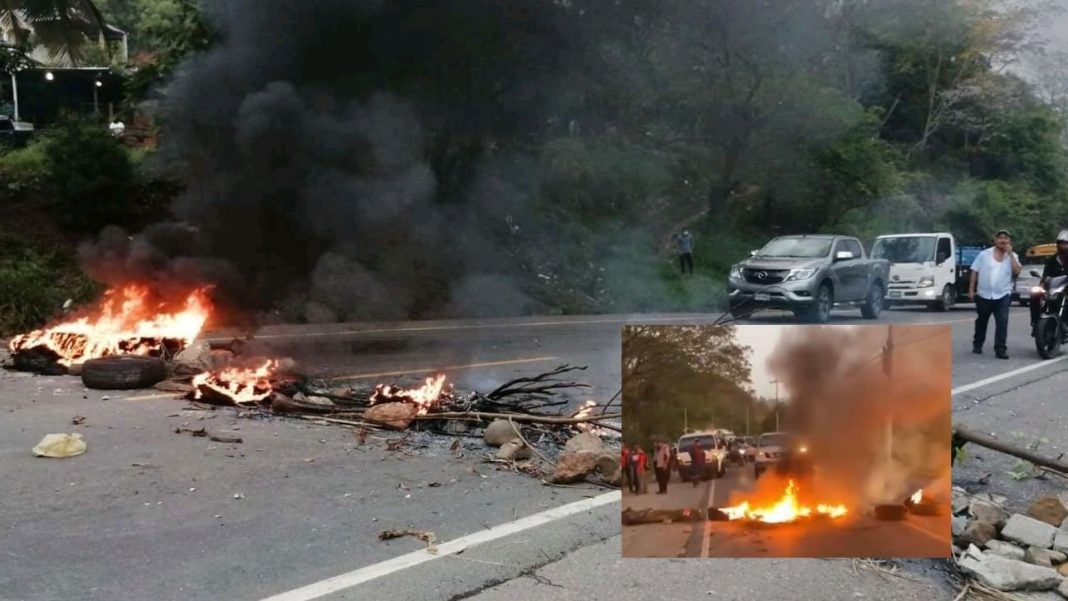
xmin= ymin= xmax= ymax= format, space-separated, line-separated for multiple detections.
xmin=0 ymin=0 xmax=110 ymax=66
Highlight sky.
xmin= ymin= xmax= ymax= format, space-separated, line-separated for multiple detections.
xmin=733 ymin=325 xmax=783 ymax=400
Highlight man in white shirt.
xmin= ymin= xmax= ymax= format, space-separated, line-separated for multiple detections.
xmin=653 ymin=441 xmax=671 ymax=494
xmin=969 ymin=229 xmax=1021 ymax=359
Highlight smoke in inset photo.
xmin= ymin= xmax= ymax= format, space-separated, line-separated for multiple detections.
xmin=621 ymin=324 xmax=951 ymax=558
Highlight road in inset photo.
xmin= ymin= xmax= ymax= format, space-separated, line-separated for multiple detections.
xmin=621 ymin=324 xmax=952 ymax=558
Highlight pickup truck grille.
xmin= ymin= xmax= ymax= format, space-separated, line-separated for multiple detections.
xmin=743 ymin=269 xmax=790 ymax=284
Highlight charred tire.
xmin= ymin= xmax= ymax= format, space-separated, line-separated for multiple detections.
xmin=874 ymin=505 xmax=908 ymax=521
xmin=934 ymin=285 xmax=954 ymax=311
xmin=861 ymin=282 xmax=884 ymax=319
xmin=802 ymin=283 xmax=834 ymax=323
xmin=1035 ymin=317 xmax=1063 ymax=360
xmin=82 ymin=356 xmax=167 ymax=390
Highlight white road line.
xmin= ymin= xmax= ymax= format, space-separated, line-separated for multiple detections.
xmin=951 ymin=355 xmax=1068 ymax=396
xmin=700 ymin=479 xmax=716 ymax=558
xmin=257 ymin=491 xmax=621 ymax=601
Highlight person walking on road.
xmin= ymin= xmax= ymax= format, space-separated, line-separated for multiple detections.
xmin=969 ymin=229 xmax=1021 ymax=359
xmin=626 ymin=444 xmax=640 ymax=493
xmin=621 ymin=445 xmax=631 ymax=492
xmin=1031 ymin=230 xmax=1068 ymax=336
xmin=690 ymin=439 xmax=705 ymax=488
xmin=654 ymin=441 xmax=671 ymax=494
xmin=637 ymin=446 xmax=650 ymax=494
xmin=676 ymin=229 xmax=694 ymax=276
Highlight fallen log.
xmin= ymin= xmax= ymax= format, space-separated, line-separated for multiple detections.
xmin=953 ymin=424 xmax=1068 ymax=475
xmin=414 ymin=411 xmax=620 ymax=426
xmin=270 ymin=394 xmax=363 ymax=415
xmin=622 ymin=507 xmax=704 ymax=525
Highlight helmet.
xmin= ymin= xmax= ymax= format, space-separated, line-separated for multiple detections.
xmin=1059 ymin=229 xmax=1068 ymax=243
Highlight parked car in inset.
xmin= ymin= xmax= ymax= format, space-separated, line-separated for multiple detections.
xmin=676 ymin=431 xmax=727 ymax=481
xmin=754 ymin=431 xmax=791 ymax=478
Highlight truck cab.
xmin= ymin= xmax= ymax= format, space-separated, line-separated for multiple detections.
xmin=872 ymin=233 xmax=975 ymax=310
xmin=675 ymin=431 xmax=727 ymax=481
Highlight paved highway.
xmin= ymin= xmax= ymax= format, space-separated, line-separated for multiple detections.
xmin=2 ymin=304 xmax=1066 ymax=600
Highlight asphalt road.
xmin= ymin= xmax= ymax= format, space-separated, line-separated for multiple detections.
xmin=3 ymin=303 xmax=1067 ymax=601
xmin=622 ymin=466 xmax=950 ymax=558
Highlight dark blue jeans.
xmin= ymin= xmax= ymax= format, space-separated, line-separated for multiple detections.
xmin=974 ymin=295 xmax=1011 ymax=353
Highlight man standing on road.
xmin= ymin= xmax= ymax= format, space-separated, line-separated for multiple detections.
xmin=654 ymin=441 xmax=671 ymax=494
xmin=676 ymin=229 xmax=694 ymax=276
xmin=621 ymin=445 xmax=631 ymax=492
xmin=690 ymin=439 xmax=705 ymax=488
xmin=1030 ymin=230 xmax=1068 ymax=336
xmin=969 ymin=229 xmax=1021 ymax=359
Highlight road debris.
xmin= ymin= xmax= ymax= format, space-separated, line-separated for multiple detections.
xmin=71 ymin=415 xmax=86 ymax=425
xmin=952 ymin=488 xmax=1068 ymax=595
xmin=378 ymin=528 xmax=438 ymax=549
xmin=32 ymin=433 xmax=87 ymax=458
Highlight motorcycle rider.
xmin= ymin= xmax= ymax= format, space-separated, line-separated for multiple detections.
xmin=1031 ymin=230 xmax=1068 ymax=336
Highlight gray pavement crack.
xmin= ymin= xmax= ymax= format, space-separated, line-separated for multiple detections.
xmin=953 ymin=365 xmax=1068 ymax=414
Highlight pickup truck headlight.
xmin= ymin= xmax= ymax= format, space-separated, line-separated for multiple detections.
xmin=729 ymin=264 xmax=742 ymax=280
xmin=917 ymin=277 xmax=935 ymax=288
xmin=784 ymin=268 xmax=816 ymax=282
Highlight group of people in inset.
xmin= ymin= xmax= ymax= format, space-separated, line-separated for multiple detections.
xmin=622 ymin=440 xmax=677 ymax=495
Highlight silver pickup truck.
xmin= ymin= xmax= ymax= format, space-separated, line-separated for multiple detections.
xmin=727 ymin=235 xmax=890 ymax=323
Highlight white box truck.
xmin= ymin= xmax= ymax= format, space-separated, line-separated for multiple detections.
xmin=870 ymin=233 xmax=984 ymax=310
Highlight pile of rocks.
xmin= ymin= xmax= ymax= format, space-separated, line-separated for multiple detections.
xmin=954 ymin=487 xmax=1068 ymax=596
xmin=483 ymin=419 xmax=621 ymax=485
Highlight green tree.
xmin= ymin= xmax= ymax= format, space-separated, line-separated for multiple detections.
xmin=42 ymin=118 xmax=133 ymax=232
xmin=622 ymin=325 xmax=755 ymax=447
xmin=0 ymin=0 xmax=111 ymax=65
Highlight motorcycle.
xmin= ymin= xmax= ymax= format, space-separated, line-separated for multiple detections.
xmin=1033 ymin=270 xmax=1068 ymax=359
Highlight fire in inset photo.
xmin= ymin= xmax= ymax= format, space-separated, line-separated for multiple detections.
xmin=621 ymin=324 xmax=951 ymax=558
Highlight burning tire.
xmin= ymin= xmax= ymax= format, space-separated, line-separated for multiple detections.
xmin=81 ymin=356 xmax=167 ymax=390
xmin=873 ymin=505 xmax=908 ymax=521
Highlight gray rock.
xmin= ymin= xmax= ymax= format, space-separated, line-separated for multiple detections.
xmin=952 ymin=490 xmax=971 ymax=515
xmin=550 ymin=451 xmax=600 ymax=484
xmin=1060 ymin=514 xmax=1068 ymax=531
xmin=1060 ymin=580 xmax=1068 ymax=599
xmin=958 ymin=553 xmax=1062 ymax=592
xmin=563 ymin=432 xmax=603 ymax=454
xmin=986 ymin=540 xmax=1026 ymax=561
xmin=953 ymin=516 xmax=968 ymax=538
xmin=971 ymin=500 xmax=1010 ymax=529
xmin=959 ymin=521 xmax=998 ymax=547
xmin=1003 ymin=514 xmax=1059 ymax=549
xmin=1053 ymin=531 xmax=1068 ymax=554
xmin=1027 ymin=497 xmax=1068 ymax=528
xmin=1048 ymin=549 xmax=1067 ymax=564
xmin=496 ymin=439 xmax=532 ymax=461
xmin=1008 ymin=592 xmax=1068 ymax=601
xmin=483 ymin=420 xmax=520 ymax=447
xmin=1026 ymin=546 xmax=1054 ymax=567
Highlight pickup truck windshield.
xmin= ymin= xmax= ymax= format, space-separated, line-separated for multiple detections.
xmin=871 ymin=237 xmax=936 ymax=263
xmin=757 ymin=238 xmax=832 ymax=258
xmin=758 ymin=434 xmax=790 ymax=448
xmin=678 ymin=436 xmax=718 ymax=452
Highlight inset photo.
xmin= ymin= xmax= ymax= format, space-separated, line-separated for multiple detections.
xmin=621 ymin=324 xmax=951 ymax=558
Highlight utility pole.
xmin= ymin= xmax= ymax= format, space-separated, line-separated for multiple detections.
xmin=10 ymin=73 xmax=19 ymax=122
xmin=883 ymin=325 xmax=894 ymax=464
xmin=770 ymin=379 xmax=780 ymax=431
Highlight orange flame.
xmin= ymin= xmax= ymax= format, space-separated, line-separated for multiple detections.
xmin=369 ymin=374 xmax=448 ymax=415
xmin=192 ymin=359 xmax=278 ymax=405
xmin=721 ymin=480 xmax=848 ymax=523
xmin=910 ymin=489 xmax=923 ymax=504
xmin=573 ymin=400 xmax=597 ymax=431
xmin=8 ymin=285 xmax=211 ymax=366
